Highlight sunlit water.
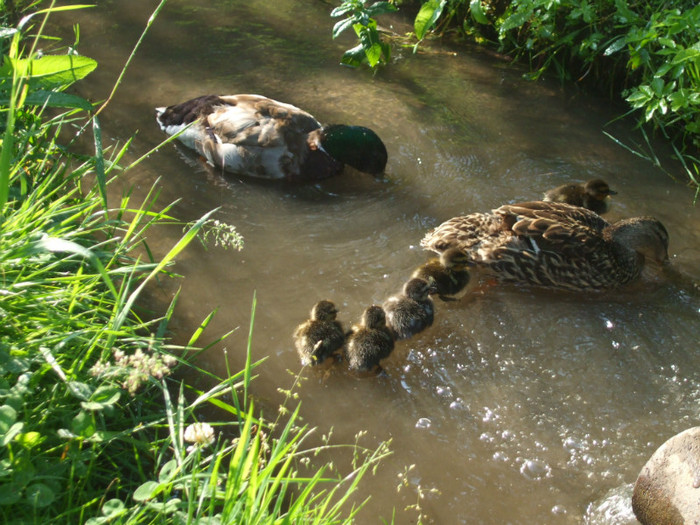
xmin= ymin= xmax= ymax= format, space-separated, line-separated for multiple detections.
xmin=52 ymin=0 xmax=700 ymax=522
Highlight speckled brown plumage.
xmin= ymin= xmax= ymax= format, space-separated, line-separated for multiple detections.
xmin=421 ymin=201 xmax=669 ymax=291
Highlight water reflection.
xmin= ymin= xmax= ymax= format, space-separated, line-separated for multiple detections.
xmin=52 ymin=0 xmax=700 ymax=522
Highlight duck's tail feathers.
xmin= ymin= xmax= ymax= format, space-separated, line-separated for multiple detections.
xmin=155 ymin=107 xmax=167 ymax=132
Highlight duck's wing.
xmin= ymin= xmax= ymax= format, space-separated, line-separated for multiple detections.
xmin=420 ymin=212 xmax=503 ymax=253
xmin=207 ymin=95 xmax=321 ymax=147
xmin=496 ymin=201 xmax=609 ymax=247
xmin=158 ymin=95 xmax=326 ymax=178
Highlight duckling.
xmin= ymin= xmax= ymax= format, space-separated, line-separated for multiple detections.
xmin=156 ymin=94 xmax=387 ymax=181
xmin=543 ymin=178 xmax=617 ymax=214
xmin=411 ymin=247 xmax=473 ymax=301
xmin=382 ymin=278 xmax=436 ymax=340
xmin=346 ymin=305 xmax=395 ymax=372
xmin=421 ymin=201 xmax=669 ymax=292
xmin=293 ymin=300 xmax=346 ymax=366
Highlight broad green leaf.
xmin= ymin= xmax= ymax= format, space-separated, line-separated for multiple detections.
xmin=670 ymin=64 xmax=685 ymax=79
xmin=644 ymin=103 xmax=657 ymax=121
xmin=91 ymin=385 xmax=121 ymax=406
xmin=14 ymin=431 xmax=43 ymax=449
xmin=333 ymin=17 xmax=356 ymax=38
xmin=2 ymin=54 xmax=97 ymax=88
xmin=67 ymin=381 xmax=94 ymax=401
xmin=101 ymin=499 xmax=126 ymax=518
xmin=330 ymin=4 xmax=355 ymax=17
xmin=84 ymin=518 xmax=108 ymax=525
xmin=365 ymin=42 xmax=383 ymax=67
xmin=366 ymin=1 xmax=398 ymax=17
xmin=341 ymin=45 xmax=366 ymax=68
xmin=0 ymin=405 xmax=17 ymax=433
xmin=353 ymin=21 xmax=387 ymax=67
xmin=470 ymin=0 xmax=489 ymax=25
xmin=626 ymin=90 xmax=650 ymax=105
xmin=655 ymin=62 xmax=673 ymax=77
xmin=87 ymin=431 xmax=121 ymax=442
xmin=133 ymin=481 xmax=163 ymax=501
xmin=651 ymin=77 xmax=664 ymax=96
xmin=158 ymin=459 xmax=179 ymax=482
xmin=414 ymin=0 xmax=446 ymax=41
xmin=669 ymin=91 xmax=688 ymax=111
xmin=499 ymin=10 xmax=531 ymax=34
xmin=26 ymin=483 xmax=55 ymax=508
xmin=71 ymin=410 xmax=96 ymax=438
xmin=355 ymin=24 xmax=382 ymax=66
xmin=613 ymin=0 xmax=639 ymax=23
xmin=0 ymin=482 xmax=23 ymax=505
xmin=603 ymin=36 xmax=627 ymax=56
xmin=23 ymin=90 xmax=94 ymax=110
xmin=672 ymin=48 xmax=700 ymax=65
xmin=144 ymin=500 xmax=180 ymax=514
xmin=1 ymin=422 xmax=23 ymax=446
xmin=80 ymin=401 xmax=109 ymax=411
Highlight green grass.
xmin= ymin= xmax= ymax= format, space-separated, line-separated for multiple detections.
xmin=0 ymin=3 xmax=391 ymax=523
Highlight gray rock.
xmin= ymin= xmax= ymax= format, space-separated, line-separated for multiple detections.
xmin=632 ymin=426 xmax=700 ymax=525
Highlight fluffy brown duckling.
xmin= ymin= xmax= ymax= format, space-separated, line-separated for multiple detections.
xmin=411 ymin=247 xmax=473 ymax=301
xmin=346 ymin=306 xmax=395 ymax=372
xmin=382 ymin=278 xmax=436 ymax=340
xmin=543 ymin=178 xmax=617 ymax=214
xmin=293 ymin=300 xmax=346 ymax=366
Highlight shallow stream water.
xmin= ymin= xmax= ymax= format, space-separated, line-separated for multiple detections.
xmin=52 ymin=1 xmax=700 ymax=522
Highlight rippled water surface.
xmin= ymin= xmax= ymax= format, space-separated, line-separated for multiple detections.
xmin=53 ymin=0 xmax=700 ymax=522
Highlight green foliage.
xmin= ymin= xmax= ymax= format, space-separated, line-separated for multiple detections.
xmin=488 ymin=0 xmax=700 ymax=185
xmin=331 ymin=0 xmax=398 ymax=68
xmin=414 ymin=0 xmax=447 ymax=42
xmin=335 ymin=0 xmax=700 ymax=188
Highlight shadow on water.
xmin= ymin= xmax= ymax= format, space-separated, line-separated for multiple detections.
xmin=51 ymin=0 xmax=700 ymax=523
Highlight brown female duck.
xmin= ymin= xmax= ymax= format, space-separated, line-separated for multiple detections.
xmin=156 ymin=94 xmax=387 ymax=181
xmin=420 ymin=201 xmax=669 ymax=292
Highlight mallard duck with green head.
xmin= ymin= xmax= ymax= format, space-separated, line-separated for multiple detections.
xmin=411 ymin=247 xmax=474 ymax=301
xmin=382 ymin=278 xmax=436 ymax=340
xmin=156 ymin=94 xmax=388 ymax=181
xmin=421 ymin=201 xmax=669 ymax=292
xmin=293 ymin=300 xmax=346 ymax=366
xmin=346 ymin=306 xmax=395 ymax=373
xmin=543 ymin=178 xmax=617 ymax=214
